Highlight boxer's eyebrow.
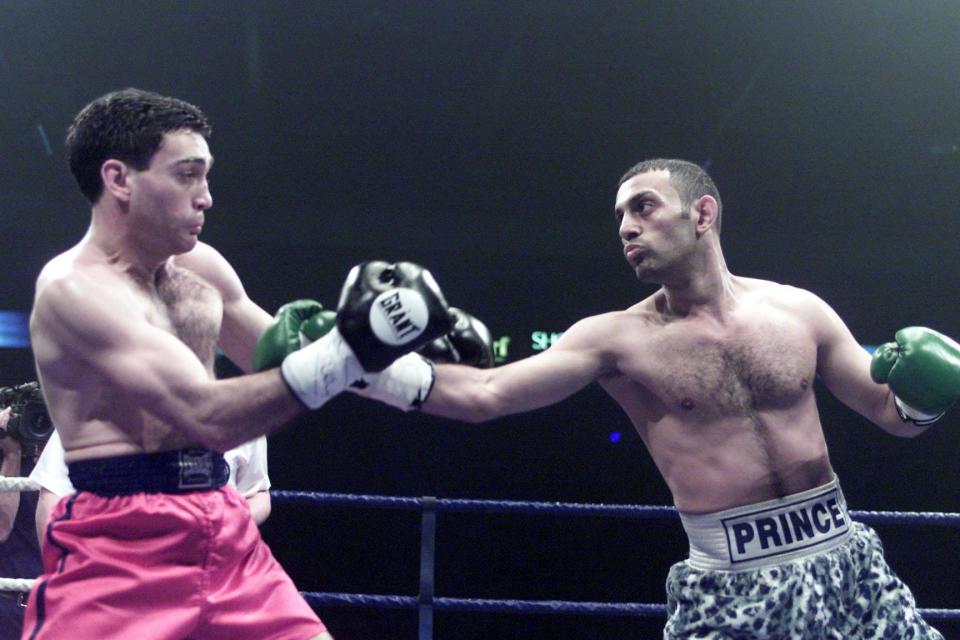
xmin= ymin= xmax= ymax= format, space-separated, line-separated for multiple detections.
xmin=615 ymin=191 xmax=653 ymax=219
xmin=173 ymin=156 xmax=214 ymax=169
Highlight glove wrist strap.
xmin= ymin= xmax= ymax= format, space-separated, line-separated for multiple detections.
xmin=894 ymin=396 xmax=943 ymax=426
xmin=281 ymin=329 xmax=362 ymax=409
xmin=350 ymin=353 xmax=435 ymax=411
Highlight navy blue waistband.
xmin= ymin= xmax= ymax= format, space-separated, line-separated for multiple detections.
xmin=68 ymin=448 xmax=229 ymax=496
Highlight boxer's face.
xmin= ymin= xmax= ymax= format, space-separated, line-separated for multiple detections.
xmin=614 ymin=169 xmax=698 ymax=284
xmin=127 ymin=130 xmax=213 ymax=256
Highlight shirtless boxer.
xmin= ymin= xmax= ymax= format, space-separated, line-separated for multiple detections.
xmin=340 ymin=159 xmax=959 ymax=638
xmin=23 ymin=88 xmax=450 ymax=640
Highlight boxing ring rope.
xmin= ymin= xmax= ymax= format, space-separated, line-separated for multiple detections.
xmin=277 ymin=489 xmax=960 ymax=638
xmin=2 ymin=477 xmax=959 ymax=637
xmin=272 ymin=489 xmax=960 ymax=525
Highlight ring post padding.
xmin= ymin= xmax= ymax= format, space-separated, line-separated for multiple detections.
xmin=418 ymin=496 xmax=437 ymax=640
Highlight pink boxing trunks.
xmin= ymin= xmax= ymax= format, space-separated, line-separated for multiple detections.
xmin=22 ymin=448 xmax=326 ymax=640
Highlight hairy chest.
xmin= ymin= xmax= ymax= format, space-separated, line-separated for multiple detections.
xmin=146 ymin=268 xmax=223 ymax=366
xmin=631 ymin=321 xmax=817 ymax=417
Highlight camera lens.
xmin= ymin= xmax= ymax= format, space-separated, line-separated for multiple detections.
xmin=20 ymin=401 xmax=53 ymax=441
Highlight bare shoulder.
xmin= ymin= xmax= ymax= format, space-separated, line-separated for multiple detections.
xmin=172 ymin=241 xmax=245 ymax=302
xmin=171 ymin=241 xmax=228 ymax=277
xmin=30 ymin=250 xmax=141 ymax=384
xmin=35 ymin=246 xmax=86 ymax=294
xmin=34 ymin=249 xmax=127 ymax=320
xmin=737 ymin=277 xmax=840 ymax=337
xmin=738 ymin=276 xmax=828 ymax=312
xmin=558 ymin=298 xmax=664 ymax=349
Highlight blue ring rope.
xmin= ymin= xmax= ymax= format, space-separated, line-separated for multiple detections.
xmin=272 ymin=490 xmax=960 ymax=525
xmin=274 ymin=490 xmax=960 ymax=622
xmin=300 ymin=592 xmax=960 ymax=620
xmin=301 ymin=592 xmax=667 ymax=616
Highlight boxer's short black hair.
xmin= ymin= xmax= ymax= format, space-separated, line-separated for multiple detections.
xmin=66 ymin=88 xmax=212 ymax=203
xmin=619 ymin=158 xmax=722 ymax=234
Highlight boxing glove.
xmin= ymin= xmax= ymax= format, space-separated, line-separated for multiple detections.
xmin=280 ymin=327 xmax=364 ymax=409
xmin=417 ymin=307 xmax=494 ymax=368
xmin=252 ymin=300 xmax=336 ymax=372
xmin=870 ymin=326 xmax=960 ymax=425
xmin=348 ymin=308 xmax=493 ymax=411
xmin=336 ymin=261 xmax=452 ymax=372
xmin=349 ymin=352 xmax=437 ymax=411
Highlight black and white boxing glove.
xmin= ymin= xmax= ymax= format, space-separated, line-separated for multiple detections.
xmin=336 ymin=261 xmax=452 ymax=372
xmin=279 ymin=261 xmax=451 ymax=409
xmin=417 ymin=307 xmax=494 ymax=368
xmin=349 ymin=307 xmax=494 ymax=411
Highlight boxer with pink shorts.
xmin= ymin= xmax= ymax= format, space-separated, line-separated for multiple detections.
xmin=22 ymin=448 xmax=326 ymax=640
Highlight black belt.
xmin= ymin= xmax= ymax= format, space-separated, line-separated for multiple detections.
xmin=68 ymin=448 xmax=229 ymax=496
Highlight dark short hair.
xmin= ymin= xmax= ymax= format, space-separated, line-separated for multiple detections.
xmin=619 ymin=158 xmax=722 ymax=234
xmin=66 ymin=88 xmax=212 ymax=203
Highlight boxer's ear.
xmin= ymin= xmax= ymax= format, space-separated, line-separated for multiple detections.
xmin=694 ymin=195 xmax=718 ymax=237
xmin=102 ymin=159 xmax=133 ymax=203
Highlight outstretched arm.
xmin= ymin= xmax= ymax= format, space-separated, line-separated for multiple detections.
xmin=423 ymin=316 xmax=616 ymax=422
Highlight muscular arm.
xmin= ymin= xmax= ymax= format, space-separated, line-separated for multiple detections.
xmin=812 ymin=293 xmax=925 ymax=437
xmin=423 ymin=315 xmax=615 ymax=422
xmin=31 ymin=271 xmax=303 ymax=453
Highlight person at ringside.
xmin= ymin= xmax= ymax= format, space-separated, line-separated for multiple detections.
xmin=0 ymin=407 xmax=44 ymax=640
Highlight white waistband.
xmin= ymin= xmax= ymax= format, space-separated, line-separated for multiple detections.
xmin=678 ymin=477 xmax=852 ymax=572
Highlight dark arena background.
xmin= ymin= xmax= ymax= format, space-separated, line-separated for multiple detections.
xmin=1 ymin=2 xmax=960 ymax=638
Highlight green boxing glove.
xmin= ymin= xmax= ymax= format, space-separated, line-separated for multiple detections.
xmin=252 ymin=299 xmax=337 ymax=372
xmin=870 ymin=326 xmax=960 ymax=425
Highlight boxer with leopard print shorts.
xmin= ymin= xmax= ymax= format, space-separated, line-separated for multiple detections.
xmin=664 ymin=477 xmax=942 ymax=639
